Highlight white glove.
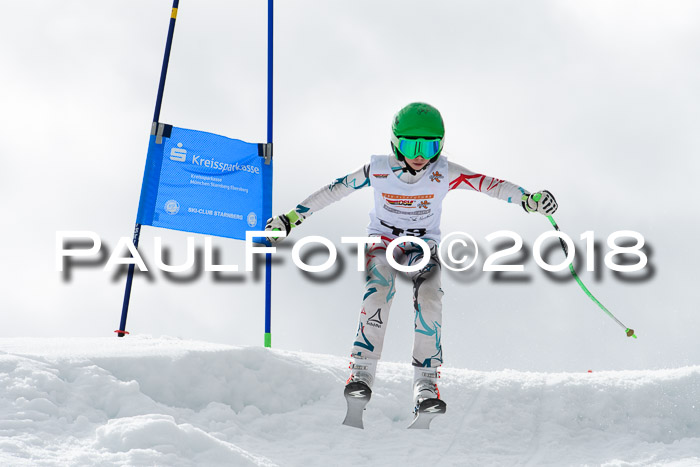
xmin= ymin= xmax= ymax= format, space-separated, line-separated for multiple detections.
xmin=264 ymin=209 xmax=305 ymax=243
xmin=523 ymin=190 xmax=558 ymax=216
xmin=265 ymin=214 xmax=291 ymax=243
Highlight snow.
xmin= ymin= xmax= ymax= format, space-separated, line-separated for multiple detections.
xmin=1 ymin=337 xmax=698 ymax=466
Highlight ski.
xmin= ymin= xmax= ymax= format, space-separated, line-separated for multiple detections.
xmin=407 ymin=398 xmax=446 ymax=429
xmin=342 ymin=381 xmax=372 ymax=429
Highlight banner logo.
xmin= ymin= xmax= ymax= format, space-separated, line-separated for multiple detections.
xmin=170 ymin=143 xmax=187 ymax=162
xmin=164 ymin=200 xmax=180 ymax=215
xmin=247 ymin=212 xmax=258 ymax=227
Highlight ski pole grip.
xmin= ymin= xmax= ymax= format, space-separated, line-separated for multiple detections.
xmin=532 ymin=192 xmax=542 ymax=202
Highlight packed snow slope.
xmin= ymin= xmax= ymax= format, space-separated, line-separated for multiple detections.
xmin=1 ymin=337 xmax=699 ymax=466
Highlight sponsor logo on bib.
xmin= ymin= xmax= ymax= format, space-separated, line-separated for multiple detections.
xmin=430 ymin=171 xmax=444 ymax=183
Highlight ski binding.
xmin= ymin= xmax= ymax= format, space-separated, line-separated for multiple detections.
xmin=407 ymin=398 xmax=447 ymax=429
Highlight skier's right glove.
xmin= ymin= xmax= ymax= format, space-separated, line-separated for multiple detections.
xmin=265 ymin=209 xmax=304 ymax=243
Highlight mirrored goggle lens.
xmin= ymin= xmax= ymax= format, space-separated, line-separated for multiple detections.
xmin=397 ymin=138 xmax=442 ymax=159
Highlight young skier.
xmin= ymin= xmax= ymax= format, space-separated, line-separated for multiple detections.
xmin=265 ymin=102 xmax=558 ymax=428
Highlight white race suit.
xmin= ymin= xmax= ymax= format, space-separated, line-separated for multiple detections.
xmin=291 ymin=154 xmax=529 ymax=368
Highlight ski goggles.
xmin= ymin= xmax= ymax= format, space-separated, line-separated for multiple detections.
xmin=391 ymin=134 xmax=444 ymax=160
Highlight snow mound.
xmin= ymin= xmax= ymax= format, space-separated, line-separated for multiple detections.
xmin=94 ymin=414 xmax=273 ymax=466
xmin=0 ymin=336 xmax=698 ymax=466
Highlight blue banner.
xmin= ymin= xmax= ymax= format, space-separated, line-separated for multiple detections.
xmin=136 ymin=126 xmax=272 ymax=240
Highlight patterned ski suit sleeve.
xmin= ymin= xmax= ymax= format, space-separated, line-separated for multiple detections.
xmin=292 ymin=164 xmax=371 ymax=220
xmin=447 ymin=161 xmax=529 ymax=207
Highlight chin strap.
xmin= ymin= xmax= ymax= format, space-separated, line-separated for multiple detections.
xmin=398 ymin=156 xmax=418 ymax=175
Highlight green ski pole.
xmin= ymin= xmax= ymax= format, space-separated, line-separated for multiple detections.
xmin=532 ymin=193 xmax=636 ymax=339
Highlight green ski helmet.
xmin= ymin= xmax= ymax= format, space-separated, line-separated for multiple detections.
xmin=391 ymin=102 xmax=445 ymax=165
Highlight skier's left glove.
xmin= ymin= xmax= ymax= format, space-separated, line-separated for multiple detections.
xmin=522 ymin=190 xmax=558 ymax=216
xmin=265 ymin=209 xmax=304 ymax=243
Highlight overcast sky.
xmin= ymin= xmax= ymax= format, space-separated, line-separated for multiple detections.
xmin=1 ymin=0 xmax=698 ymax=372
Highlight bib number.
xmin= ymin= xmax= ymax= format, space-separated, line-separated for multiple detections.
xmin=380 ymin=220 xmax=427 ymax=237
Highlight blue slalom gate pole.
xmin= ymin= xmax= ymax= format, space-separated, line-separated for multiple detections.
xmin=117 ymin=0 xmax=180 ymax=337
xmin=264 ymin=0 xmax=274 ymax=348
